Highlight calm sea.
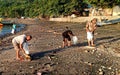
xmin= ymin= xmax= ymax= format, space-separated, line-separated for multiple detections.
xmin=0 ymin=24 xmax=25 ymax=38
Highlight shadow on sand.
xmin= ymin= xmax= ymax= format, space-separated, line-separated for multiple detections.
xmin=31 ymin=42 xmax=88 ymax=60
xmin=31 ymin=35 xmax=120 ymax=60
xmin=0 ymin=72 xmax=3 ymax=75
xmin=95 ymin=36 xmax=120 ymax=46
xmin=31 ymin=48 xmax=64 ymax=60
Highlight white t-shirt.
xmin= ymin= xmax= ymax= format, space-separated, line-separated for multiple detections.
xmin=12 ymin=34 xmax=26 ymax=44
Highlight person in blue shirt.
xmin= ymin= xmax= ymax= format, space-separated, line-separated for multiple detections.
xmin=11 ymin=23 xmax=16 ymax=34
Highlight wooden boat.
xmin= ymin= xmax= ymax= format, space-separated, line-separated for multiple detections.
xmin=97 ymin=18 xmax=120 ymax=26
xmin=1 ymin=21 xmax=13 ymax=25
xmin=0 ymin=23 xmax=3 ymax=26
xmin=0 ymin=25 xmax=3 ymax=30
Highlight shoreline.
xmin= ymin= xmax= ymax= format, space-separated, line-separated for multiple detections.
xmin=0 ymin=24 xmax=25 ymax=39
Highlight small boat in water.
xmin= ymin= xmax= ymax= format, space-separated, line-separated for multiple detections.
xmin=0 ymin=23 xmax=3 ymax=26
xmin=1 ymin=21 xmax=13 ymax=25
xmin=0 ymin=25 xmax=3 ymax=33
xmin=0 ymin=25 xmax=3 ymax=29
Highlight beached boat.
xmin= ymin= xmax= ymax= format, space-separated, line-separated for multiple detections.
xmin=1 ymin=21 xmax=13 ymax=25
xmin=0 ymin=25 xmax=3 ymax=33
xmin=0 ymin=25 xmax=3 ymax=28
xmin=97 ymin=18 xmax=120 ymax=26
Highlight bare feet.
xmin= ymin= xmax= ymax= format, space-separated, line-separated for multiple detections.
xmin=16 ymin=56 xmax=24 ymax=61
xmin=91 ymin=44 xmax=95 ymax=47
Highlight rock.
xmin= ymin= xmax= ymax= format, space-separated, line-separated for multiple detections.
xmin=18 ymin=69 xmax=22 ymax=72
xmin=84 ymin=62 xmax=92 ymax=66
xmin=101 ymin=66 xmax=106 ymax=69
xmin=29 ymin=66 xmax=34 ymax=69
xmin=58 ymin=46 xmax=61 ymax=48
xmin=47 ymin=56 xmax=52 ymax=60
xmin=37 ymin=72 xmax=42 ymax=75
xmin=91 ymin=49 xmax=96 ymax=54
xmin=98 ymin=68 xmax=104 ymax=75
xmin=48 ymin=54 xmax=56 ymax=59
xmin=98 ymin=53 xmax=101 ymax=56
xmin=84 ymin=50 xmax=90 ymax=53
xmin=84 ymin=50 xmax=88 ymax=53
xmin=45 ymin=64 xmax=51 ymax=69
xmin=32 ymin=70 xmax=37 ymax=74
xmin=108 ymin=67 xmax=112 ymax=70
xmin=88 ymin=63 xmax=92 ymax=66
xmin=99 ymin=71 xmax=103 ymax=75
xmin=99 ymin=45 xmax=106 ymax=49
xmin=43 ymin=63 xmax=53 ymax=72
xmin=99 ymin=68 xmax=102 ymax=72
xmin=56 ymin=62 xmax=59 ymax=65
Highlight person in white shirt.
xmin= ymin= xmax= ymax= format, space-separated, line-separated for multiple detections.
xmin=12 ymin=34 xmax=32 ymax=60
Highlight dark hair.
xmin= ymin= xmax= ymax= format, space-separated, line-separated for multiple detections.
xmin=68 ymin=30 xmax=74 ymax=36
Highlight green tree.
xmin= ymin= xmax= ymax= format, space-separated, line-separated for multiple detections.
xmin=0 ymin=0 xmax=119 ymax=18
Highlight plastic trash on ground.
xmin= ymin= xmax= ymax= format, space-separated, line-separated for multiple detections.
xmin=23 ymin=42 xmax=30 ymax=54
xmin=72 ymin=36 xmax=78 ymax=45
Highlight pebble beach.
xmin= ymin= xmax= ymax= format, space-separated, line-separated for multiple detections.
xmin=0 ymin=18 xmax=120 ymax=75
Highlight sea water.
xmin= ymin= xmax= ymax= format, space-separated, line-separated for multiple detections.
xmin=0 ymin=24 xmax=25 ymax=38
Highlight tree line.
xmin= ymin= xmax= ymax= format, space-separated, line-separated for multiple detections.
xmin=0 ymin=0 xmax=119 ymax=18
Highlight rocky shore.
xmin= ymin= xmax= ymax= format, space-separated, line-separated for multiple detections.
xmin=0 ymin=18 xmax=120 ymax=75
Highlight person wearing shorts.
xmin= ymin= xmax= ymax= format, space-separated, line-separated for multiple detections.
xmin=86 ymin=18 xmax=97 ymax=46
xmin=87 ymin=31 xmax=93 ymax=46
xmin=62 ymin=30 xmax=74 ymax=48
xmin=12 ymin=34 xmax=32 ymax=60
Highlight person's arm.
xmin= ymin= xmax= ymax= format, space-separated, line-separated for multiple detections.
xmin=19 ymin=43 xmax=26 ymax=55
xmin=94 ymin=24 xmax=97 ymax=31
xmin=86 ymin=22 xmax=90 ymax=32
xmin=20 ymin=43 xmax=30 ymax=58
xmin=19 ymin=43 xmax=23 ymax=50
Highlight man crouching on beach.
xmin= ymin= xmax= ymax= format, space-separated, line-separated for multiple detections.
xmin=12 ymin=34 xmax=32 ymax=60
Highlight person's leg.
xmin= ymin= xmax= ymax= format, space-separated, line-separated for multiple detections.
xmin=91 ymin=32 xmax=95 ymax=46
xmin=16 ymin=49 xmax=21 ymax=59
xmin=62 ymin=38 xmax=67 ymax=48
xmin=91 ymin=39 xmax=95 ymax=47
xmin=14 ymin=44 xmax=21 ymax=60
xmin=88 ymin=40 xmax=91 ymax=46
xmin=13 ymin=44 xmax=21 ymax=60
xmin=62 ymin=41 xmax=65 ymax=48
xmin=67 ymin=36 xmax=71 ymax=46
xmin=67 ymin=41 xmax=71 ymax=46
xmin=12 ymin=40 xmax=21 ymax=60
xmin=87 ymin=32 xmax=91 ymax=46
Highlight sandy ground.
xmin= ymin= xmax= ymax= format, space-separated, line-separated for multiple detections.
xmin=0 ymin=18 xmax=120 ymax=75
